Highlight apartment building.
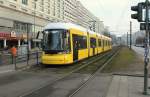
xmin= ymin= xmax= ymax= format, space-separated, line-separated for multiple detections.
xmin=76 ymin=1 xmax=104 ymax=33
xmin=0 ymin=0 xmax=104 ymax=49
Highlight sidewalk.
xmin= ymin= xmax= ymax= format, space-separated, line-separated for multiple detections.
xmin=0 ymin=64 xmax=15 ymax=74
xmin=106 ymin=75 xmax=150 ymax=97
xmin=0 ymin=59 xmax=40 ymax=74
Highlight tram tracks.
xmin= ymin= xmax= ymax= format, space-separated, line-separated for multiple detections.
xmin=19 ymin=47 xmax=119 ymax=97
xmin=24 ymin=51 xmax=109 ymax=75
xmin=68 ymin=48 xmax=119 ymax=97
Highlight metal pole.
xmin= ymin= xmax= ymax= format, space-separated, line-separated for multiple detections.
xmin=14 ymin=56 xmax=17 ymax=70
xmin=93 ymin=21 xmax=96 ymax=32
xmin=27 ymin=24 xmax=29 ymax=66
xmin=143 ymin=0 xmax=150 ymax=95
xmin=127 ymin=32 xmax=128 ymax=46
xmin=34 ymin=0 xmax=37 ymax=48
xmin=130 ymin=21 xmax=132 ymax=49
xmin=36 ymin=51 xmax=38 ymax=65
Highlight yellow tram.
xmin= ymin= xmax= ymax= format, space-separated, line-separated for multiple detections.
xmin=41 ymin=23 xmax=112 ymax=65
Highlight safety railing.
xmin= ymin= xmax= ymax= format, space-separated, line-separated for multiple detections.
xmin=0 ymin=50 xmax=42 ymax=69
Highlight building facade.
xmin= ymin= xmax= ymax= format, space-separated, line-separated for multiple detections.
xmin=0 ymin=0 xmax=104 ymax=49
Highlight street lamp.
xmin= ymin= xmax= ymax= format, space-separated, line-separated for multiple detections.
xmin=34 ymin=0 xmax=38 ymax=48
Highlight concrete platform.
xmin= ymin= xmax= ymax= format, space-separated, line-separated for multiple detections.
xmin=106 ymin=75 xmax=150 ymax=97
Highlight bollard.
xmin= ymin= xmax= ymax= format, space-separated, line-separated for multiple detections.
xmin=0 ymin=54 xmax=2 ymax=65
xmin=11 ymin=55 xmax=13 ymax=64
xmin=27 ymin=52 xmax=29 ymax=66
xmin=36 ymin=51 xmax=39 ymax=65
xmin=14 ymin=56 xmax=17 ymax=70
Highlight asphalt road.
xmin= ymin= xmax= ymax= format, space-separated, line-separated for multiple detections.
xmin=0 ymin=71 xmax=59 ymax=97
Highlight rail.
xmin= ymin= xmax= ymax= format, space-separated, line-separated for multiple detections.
xmin=68 ymin=48 xmax=119 ymax=97
xmin=19 ymin=47 xmax=120 ymax=97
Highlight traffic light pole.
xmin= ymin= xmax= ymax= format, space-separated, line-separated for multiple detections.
xmin=130 ymin=21 xmax=132 ymax=49
xmin=143 ymin=0 xmax=150 ymax=95
xmin=127 ymin=32 xmax=128 ymax=46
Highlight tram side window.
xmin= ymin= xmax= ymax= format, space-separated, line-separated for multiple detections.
xmin=90 ymin=38 xmax=96 ymax=48
xmin=73 ymin=35 xmax=87 ymax=50
xmin=103 ymin=40 xmax=105 ymax=46
xmin=102 ymin=39 xmax=103 ymax=47
xmin=79 ymin=36 xmax=87 ymax=49
xmin=107 ymin=40 xmax=109 ymax=46
xmin=98 ymin=39 xmax=101 ymax=47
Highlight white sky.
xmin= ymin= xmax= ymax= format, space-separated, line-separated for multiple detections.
xmin=79 ymin=0 xmax=145 ymax=35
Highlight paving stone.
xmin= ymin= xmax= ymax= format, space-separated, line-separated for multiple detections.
xmin=106 ymin=75 xmax=150 ymax=97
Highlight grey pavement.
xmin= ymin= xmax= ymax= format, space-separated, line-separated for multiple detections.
xmin=0 ymin=71 xmax=58 ymax=97
xmin=0 ymin=64 xmax=15 ymax=74
xmin=105 ymin=46 xmax=150 ymax=97
xmin=106 ymin=75 xmax=150 ymax=97
xmin=0 ymin=58 xmax=41 ymax=74
xmin=72 ymin=74 xmax=112 ymax=97
xmin=77 ymin=46 xmax=150 ymax=97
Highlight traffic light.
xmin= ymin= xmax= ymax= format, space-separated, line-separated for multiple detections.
xmin=131 ymin=3 xmax=144 ymax=22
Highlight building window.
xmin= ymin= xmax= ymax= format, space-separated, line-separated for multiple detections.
xmin=22 ymin=0 xmax=28 ymax=5
xmin=14 ymin=21 xmax=31 ymax=33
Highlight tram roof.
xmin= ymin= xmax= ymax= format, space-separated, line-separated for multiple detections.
xmin=102 ymin=35 xmax=111 ymax=40
xmin=87 ymin=30 xmax=97 ymax=35
xmin=44 ymin=22 xmax=87 ymax=32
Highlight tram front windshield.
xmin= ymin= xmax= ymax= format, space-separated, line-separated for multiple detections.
xmin=43 ymin=29 xmax=70 ymax=54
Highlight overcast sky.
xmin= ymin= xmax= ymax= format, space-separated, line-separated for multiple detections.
xmin=79 ymin=0 xmax=145 ymax=35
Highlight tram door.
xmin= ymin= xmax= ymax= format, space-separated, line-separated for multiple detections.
xmin=91 ymin=38 xmax=96 ymax=56
xmin=102 ymin=40 xmax=104 ymax=51
xmin=73 ymin=35 xmax=78 ymax=61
